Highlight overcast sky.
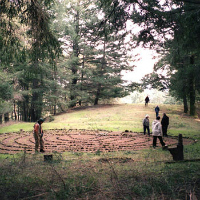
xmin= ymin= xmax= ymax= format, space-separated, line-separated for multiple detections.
xmin=122 ymin=47 xmax=158 ymax=83
xmin=121 ymin=20 xmax=159 ymax=83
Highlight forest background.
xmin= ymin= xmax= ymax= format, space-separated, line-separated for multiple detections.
xmin=1 ymin=0 xmax=200 ymax=123
xmin=1 ymin=1 xmax=200 ymax=199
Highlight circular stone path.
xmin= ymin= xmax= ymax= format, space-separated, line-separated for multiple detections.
xmin=0 ymin=129 xmax=195 ymax=154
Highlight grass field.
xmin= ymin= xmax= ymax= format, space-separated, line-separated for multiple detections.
xmin=0 ymin=103 xmax=200 ymax=200
xmin=1 ymin=103 xmax=200 ymax=137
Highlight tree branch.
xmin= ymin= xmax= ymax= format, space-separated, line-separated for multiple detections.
xmin=176 ymin=0 xmax=200 ymax=5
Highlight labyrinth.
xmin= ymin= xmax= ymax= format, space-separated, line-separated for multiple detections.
xmin=0 ymin=129 xmax=194 ymax=154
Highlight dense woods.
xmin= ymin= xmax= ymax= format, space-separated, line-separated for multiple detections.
xmin=0 ymin=0 xmax=200 ymax=123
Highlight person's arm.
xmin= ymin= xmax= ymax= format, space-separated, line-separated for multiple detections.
xmin=40 ymin=126 xmax=43 ymax=137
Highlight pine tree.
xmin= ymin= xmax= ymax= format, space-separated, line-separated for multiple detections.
xmin=0 ymin=0 xmax=61 ymax=121
xmin=55 ymin=0 xmax=133 ymax=106
xmin=99 ymin=0 xmax=200 ymax=115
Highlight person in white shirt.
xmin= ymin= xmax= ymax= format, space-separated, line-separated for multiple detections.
xmin=152 ymin=116 xmax=167 ymax=148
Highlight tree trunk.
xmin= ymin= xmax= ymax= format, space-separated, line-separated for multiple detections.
xmin=31 ymin=77 xmax=42 ymax=122
xmin=18 ymin=105 xmax=20 ymax=121
xmin=69 ymin=9 xmax=80 ymax=108
xmin=189 ymin=55 xmax=195 ymax=116
xmin=189 ymin=81 xmax=195 ymax=116
xmin=31 ymin=94 xmax=38 ymax=122
xmin=23 ymin=101 xmax=28 ymax=121
xmin=4 ymin=113 xmax=9 ymax=122
xmin=94 ymin=86 xmax=101 ymax=105
xmin=54 ymin=104 xmax=56 ymax=115
xmin=13 ymin=100 xmax=17 ymax=120
xmin=183 ymin=95 xmax=188 ymax=113
xmin=94 ymin=36 xmax=106 ymax=106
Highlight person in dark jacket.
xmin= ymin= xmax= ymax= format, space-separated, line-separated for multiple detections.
xmin=161 ymin=113 xmax=169 ymax=137
xmin=155 ymin=105 xmax=160 ymax=118
xmin=145 ymin=96 xmax=150 ymax=106
xmin=143 ymin=114 xmax=150 ymax=135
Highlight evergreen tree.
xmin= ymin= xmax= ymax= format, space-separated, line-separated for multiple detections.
xmin=0 ymin=0 xmax=61 ymax=121
xmin=89 ymin=24 xmax=132 ymax=105
xmin=55 ymin=0 xmax=132 ymax=106
xmin=99 ymin=0 xmax=200 ymax=115
xmin=147 ymin=1 xmax=200 ymax=115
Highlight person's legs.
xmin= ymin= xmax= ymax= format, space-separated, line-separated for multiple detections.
xmin=38 ymin=135 xmax=45 ymax=152
xmin=153 ymin=136 xmax=157 ymax=147
xmin=158 ymin=136 xmax=165 ymax=146
xmin=162 ymin=126 xmax=168 ymax=137
xmin=39 ymin=137 xmax=44 ymax=151
xmin=34 ymin=133 xmax=39 ymax=152
xmin=156 ymin=112 xmax=158 ymax=117
xmin=165 ymin=125 xmax=168 ymax=136
xmin=147 ymin=126 xmax=150 ymax=135
xmin=143 ymin=125 xmax=146 ymax=135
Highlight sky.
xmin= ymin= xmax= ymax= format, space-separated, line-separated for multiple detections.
xmin=121 ymin=20 xmax=159 ymax=83
xmin=122 ymin=47 xmax=158 ymax=83
xmin=120 ymin=20 xmax=160 ymax=103
xmin=120 ymin=48 xmax=159 ymax=104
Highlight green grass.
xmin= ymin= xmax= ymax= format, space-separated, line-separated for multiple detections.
xmin=0 ymin=103 xmax=200 ymax=199
xmin=1 ymin=104 xmax=199 ymax=138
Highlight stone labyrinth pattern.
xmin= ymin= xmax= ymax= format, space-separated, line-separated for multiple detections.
xmin=0 ymin=129 xmax=194 ymax=154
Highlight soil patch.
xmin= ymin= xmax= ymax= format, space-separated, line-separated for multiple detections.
xmin=0 ymin=129 xmax=195 ymax=154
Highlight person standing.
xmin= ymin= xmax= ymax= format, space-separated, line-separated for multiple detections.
xmin=152 ymin=116 xmax=167 ymax=148
xmin=161 ymin=113 xmax=169 ymax=137
xmin=155 ymin=105 xmax=160 ymax=118
xmin=143 ymin=114 xmax=150 ymax=136
xmin=145 ymin=96 xmax=150 ymax=106
xmin=33 ymin=118 xmax=45 ymax=153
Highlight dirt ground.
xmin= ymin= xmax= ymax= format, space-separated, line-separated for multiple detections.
xmin=0 ymin=129 xmax=195 ymax=154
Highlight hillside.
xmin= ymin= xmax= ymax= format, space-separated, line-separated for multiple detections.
xmin=1 ymin=104 xmax=200 ymax=137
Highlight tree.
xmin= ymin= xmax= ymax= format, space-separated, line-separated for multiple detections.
xmin=153 ymin=2 xmax=200 ymax=115
xmin=89 ymin=25 xmax=132 ymax=105
xmin=0 ymin=0 xmax=23 ymax=121
xmin=0 ymin=0 xmax=61 ymax=121
xmin=54 ymin=0 xmax=133 ymax=106
xmin=99 ymin=0 xmax=200 ymax=115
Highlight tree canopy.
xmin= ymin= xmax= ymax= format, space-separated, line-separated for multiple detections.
xmin=99 ymin=0 xmax=200 ymax=116
xmin=0 ymin=0 xmax=200 ymax=123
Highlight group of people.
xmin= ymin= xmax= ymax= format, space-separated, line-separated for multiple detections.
xmin=143 ymin=104 xmax=169 ymax=148
xmin=33 ymin=98 xmax=169 ymax=152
